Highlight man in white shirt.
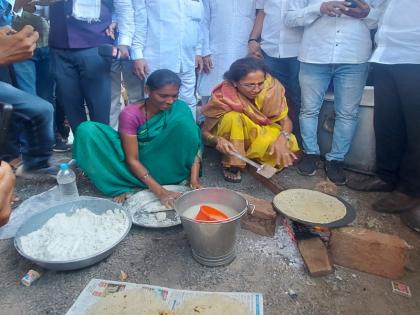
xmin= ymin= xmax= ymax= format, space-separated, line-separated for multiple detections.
xmin=198 ymin=0 xmax=256 ymax=105
xmin=248 ymin=0 xmax=303 ymax=144
xmin=347 ymin=0 xmax=420 ymax=213
xmin=285 ymin=0 xmax=384 ymax=185
xmin=114 ymin=0 xmax=204 ymax=120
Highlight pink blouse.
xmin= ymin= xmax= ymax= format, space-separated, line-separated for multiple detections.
xmin=118 ymin=104 xmax=147 ymax=135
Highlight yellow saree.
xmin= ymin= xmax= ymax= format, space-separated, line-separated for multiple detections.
xmin=201 ymin=75 xmax=299 ymax=169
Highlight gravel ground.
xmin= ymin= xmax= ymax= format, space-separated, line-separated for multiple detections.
xmin=0 ymin=149 xmax=419 ymax=315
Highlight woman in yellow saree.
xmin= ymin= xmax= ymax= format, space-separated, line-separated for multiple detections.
xmin=201 ymin=57 xmax=299 ymax=183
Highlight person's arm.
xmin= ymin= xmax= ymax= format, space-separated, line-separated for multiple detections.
xmin=131 ymin=0 xmax=149 ymax=79
xmin=120 ymin=133 xmax=179 ymax=207
xmin=113 ymin=0 xmax=134 ymax=46
xmin=268 ymin=116 xmax=297 ymax=167
xmin=194 ymin=1 xmax=205 ymax=73
xmin=0 ymin=161 xmax=15 ymax=227
xmin=0 ymin=25 xmax=38 ymax=65
xmin=189 ymin=155 xmax=201 ymax=189
xmin=284 ymin=0 xmax=349 ymax=27
xmin=358 ymin=0 xmax=387 ymax=29
xmin=201 ymin=0 xmax=213 ymax=73
xmin=201 ymin=118 xmax=236 ymax=155
xmin=248 ymin=8 xmax=264 ymax=58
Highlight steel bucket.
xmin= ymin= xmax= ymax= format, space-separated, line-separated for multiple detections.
xmin=174 ymin=188 xmax=254 ymax=267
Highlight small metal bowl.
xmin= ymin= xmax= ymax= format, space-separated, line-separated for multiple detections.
xmin=14 ymin=197 xmax=132 ymax=271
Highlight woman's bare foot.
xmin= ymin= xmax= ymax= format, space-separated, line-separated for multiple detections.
xmin=113 ymin=193 xmax=128 ymax=203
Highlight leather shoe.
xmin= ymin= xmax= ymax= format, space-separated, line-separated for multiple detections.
xmin=346 ymin=176 xmax=394 ymax=192
xmin=373 ymin=191 xmax=420 ymax=213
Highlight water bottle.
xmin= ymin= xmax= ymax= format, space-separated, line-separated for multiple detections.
xmin=57 ymin=163 xmax=79 ymax=200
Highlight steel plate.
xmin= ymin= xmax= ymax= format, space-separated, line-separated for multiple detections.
xmin=124 ymin=185 xmax=191 ymax=228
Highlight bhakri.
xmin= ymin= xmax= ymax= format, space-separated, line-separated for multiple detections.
xmin=175 ymin=295 xmax=252 ymax=315
xmin=86 ymin=288 xmax=174 ymax=315
xmin=273 ymin=189 xmax=346 ymax=224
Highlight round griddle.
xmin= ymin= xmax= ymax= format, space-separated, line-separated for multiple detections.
xmin=273 ymin=189 xmax=356 ymax=228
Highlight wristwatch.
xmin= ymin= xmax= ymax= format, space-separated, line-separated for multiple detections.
xmin=280 ymin=131 xmax=291 ymax=141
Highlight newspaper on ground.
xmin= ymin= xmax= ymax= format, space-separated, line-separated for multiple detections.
xmin=66 ymin=278 xmax=263 ymax=315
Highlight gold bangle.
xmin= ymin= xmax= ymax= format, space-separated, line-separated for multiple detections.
xmin=207 ymin=134 xmax=216 ymax=142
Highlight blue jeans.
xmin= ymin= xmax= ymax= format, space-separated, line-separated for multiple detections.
xmin=13 ymin=47 xmax=54 ymax=104
xmin=262 ymin=52 xmax=302 ymax=144
xmin=0 ymin=81 xmax=54 ymax=169
xmin=50 ymin=47 xmax=111 ymax=132
xmin=299 ymin=62 xmax=368 ymax=161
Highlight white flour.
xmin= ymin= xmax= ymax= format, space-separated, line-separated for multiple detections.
xmin=19 ymin=208 xmax=128 ymax=261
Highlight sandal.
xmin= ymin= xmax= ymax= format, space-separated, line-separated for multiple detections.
xmin=222 ymin=166 xmax=242 ymax=183
xmin=8 ymin=158 xmax=23 ymax=173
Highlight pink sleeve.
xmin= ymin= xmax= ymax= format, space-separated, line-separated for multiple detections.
xmin=118 ymin=105 xmax=146 ymax=135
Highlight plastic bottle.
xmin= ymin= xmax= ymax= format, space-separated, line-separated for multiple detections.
xmin=57 ymin=163 xmax=79 ymax=200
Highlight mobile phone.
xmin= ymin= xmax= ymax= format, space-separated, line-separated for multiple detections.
xmin=347 ymin=0 xmax=358 ymax=8
xmin=0 ymin=103 xmax=13 ymax=148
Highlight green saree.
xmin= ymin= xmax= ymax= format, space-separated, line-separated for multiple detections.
xmin=73 ymin=100 xmax=202 ymax=197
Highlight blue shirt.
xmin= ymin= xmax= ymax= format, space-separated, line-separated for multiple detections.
xmin=0 ymin=0 xmax=14 ymax=27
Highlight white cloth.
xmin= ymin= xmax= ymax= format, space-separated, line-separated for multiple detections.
xmin=370 ymin=0 xmax=420 ymax=65
xmin=72 ymin=0 xmax=101 ymax=22
xmin=114 ymin=0 xmax=203 ymax=72
xmin=197 ymin=0 xmax=256 ymax=97
xmin=256 ymin=0 xmax=303 ymax=58
xmin=285 ymin=0 xmax=387 ymax=64
xmin=177 ymin=68 xmax=198 ymax=120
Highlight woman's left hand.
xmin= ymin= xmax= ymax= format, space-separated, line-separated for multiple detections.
xmin=268 ymin=139 xmax=297 ymax=168
xmin=190 ymin=180 xmax=201 ymax=190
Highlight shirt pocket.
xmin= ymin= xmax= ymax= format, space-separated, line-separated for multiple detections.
xmin=185 ymin=0 xmax=203 ymax=21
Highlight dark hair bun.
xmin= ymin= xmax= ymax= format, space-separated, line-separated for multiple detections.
xmin=223 ymin=57 xmax=268 ymax=82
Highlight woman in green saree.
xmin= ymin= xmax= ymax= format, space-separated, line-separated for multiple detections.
xmin=73 ymin=69 xmax=202 ymax=206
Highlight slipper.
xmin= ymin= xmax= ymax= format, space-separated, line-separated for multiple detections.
xmin=8 ymin=158 xmax=23 ymax=172
xmin=222 ymin=166 xmax=242 ymax=183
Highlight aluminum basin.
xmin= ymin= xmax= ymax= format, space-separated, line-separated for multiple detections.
xmin=14 ymin=197 xmax=132 ymax=271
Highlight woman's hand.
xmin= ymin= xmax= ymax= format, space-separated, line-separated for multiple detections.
xmin=268 ymin=138 xmax=297 ymax=168
xmin=156 ymin=189 xmax=181 ymax=209
xmin=215 ymin=137 xmax=236 ymax=155
xmin=190 ymin=180 xmax=201 ymax=190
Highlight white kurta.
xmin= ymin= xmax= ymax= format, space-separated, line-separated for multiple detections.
xmin=198 ymin=0 xmax=256 ymax=97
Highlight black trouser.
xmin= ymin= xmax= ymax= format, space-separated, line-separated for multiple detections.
xmin=373 ymin=63 xmax=420 ymax=197
xmin=262 ymin=51 xmax=302 ymax=145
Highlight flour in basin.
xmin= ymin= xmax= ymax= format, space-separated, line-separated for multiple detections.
xmin=18 ymin=208 xmax=128 ymax=261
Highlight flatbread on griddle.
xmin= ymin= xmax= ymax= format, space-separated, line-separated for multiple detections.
xmin=273 ymin=189 xmax=346 ymax=224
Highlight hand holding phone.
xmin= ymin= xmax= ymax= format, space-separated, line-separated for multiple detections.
xmin=344 ymin=0 xmax=370 ymax=18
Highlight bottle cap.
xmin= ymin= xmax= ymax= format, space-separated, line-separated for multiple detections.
xmin=60 ymin=163 xmax=69 ymax=170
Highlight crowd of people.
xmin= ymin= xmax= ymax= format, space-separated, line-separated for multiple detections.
xmin=1 ymin=0 xmax=419 ymax=226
